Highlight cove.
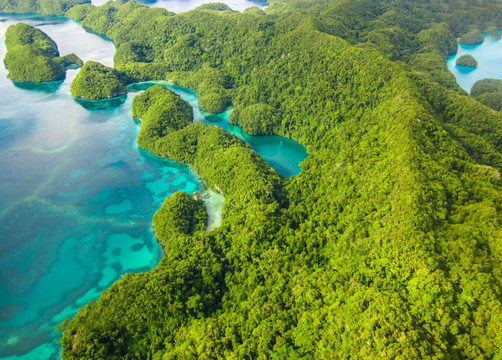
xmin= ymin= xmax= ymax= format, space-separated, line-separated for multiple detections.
xmin=0 ymin=12 xmax=306 ymax=360
xmin=0 ymin=16 xmax=202 ymax=359
xmin=447 ymin=30 xmax=502 ymax=92
xmin=128 ymin=82 xmax=308 ymax=178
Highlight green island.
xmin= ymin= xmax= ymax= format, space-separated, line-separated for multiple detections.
xmin=459 ymin=29 xmax=485 ymax=45
xmin=3 ymin=23 xmax=82 ymax=83
xmin=70 ymin=61 xmax=126 ymax=100
xmin=486 ymin=25 xmax=502 ymax=40
xmin=455 ymin=54 xmax=478 ymax=67
xmin=471 ymin=78 xmax=502 ymax=111
xmin=4 ymin=0 xmax=502 ymax=358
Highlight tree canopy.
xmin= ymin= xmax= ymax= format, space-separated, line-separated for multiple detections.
xmin=3 ymin=23 xmax=82 ymax=83
xmin=70 ymin=61 xmax=127 ymax=100
xmin=23 ymin=0 xmax=501 ymax=358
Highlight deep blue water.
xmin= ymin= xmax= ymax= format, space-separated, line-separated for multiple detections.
xmin=0 ymin=11 xmax=306 ymax=360
xmin=447 ymin=31 xmax=502 ymax=92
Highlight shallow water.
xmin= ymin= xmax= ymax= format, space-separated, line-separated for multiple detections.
xmin=0 ymin=10 xmax=306 ymax=360
xmin=0 ymin=16 xmax=200 ymax=359
xmin=447 ymin=31 xmax=502 ymax=92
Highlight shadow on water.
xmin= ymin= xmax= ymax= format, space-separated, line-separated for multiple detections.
xmin=74 ymin=95 xmax=127 ymax=111
xmin=12 ymin=80 xmax=63 ymax=93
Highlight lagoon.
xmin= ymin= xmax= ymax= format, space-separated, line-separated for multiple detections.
xmin=0 ymin=11 xmax=306 ymax=360
xmin=447 ymin=31 xmax=502 ymax=92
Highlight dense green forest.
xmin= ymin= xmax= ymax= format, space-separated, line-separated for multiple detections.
xmin=70 ymin=61 xmax=126 ymax=99
xmin=455 ymin=54 xmax=477 ymax=68
xmin=471 ymin=78 xmax=502 ymax=111
xmin=4 ymin=0 xmax=500 ymax=358
xmin=3 ymin=23 xmax=82 ymax=82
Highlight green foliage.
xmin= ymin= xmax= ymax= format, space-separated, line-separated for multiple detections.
xmin=65 ymin=3 xmax=95 ymax=21
xmin=243 ymin=6 xmax=266 ymax=15
xmin=5 ymin=22 xmax=59 ymax=56
xmin=70 ymin=61 xmax=127 ymax=100
xmin=59 ymin=0 xmax=502 ymax=359
xmin=132 ymin=85 xmax=193 ymax=151
xmin=459 ymin=29 xmax=484 ymax=45
xmin=153 ymin=192 xmax=207 ymax=243
xmin=471 ymin=78 xmax=502 ymax=111
xmin=486 ymin=25 xmax=501 ymax=40
xmin=0 ymin=0 xmax=88 ymax=15
xmin=194 ymin=2 xmax=234 ymax=11
xmin=229 ymin=103 xmax=278 ymax=135
xmin=456 ymin=54 xmax=477 ymax=67
xmin=3 ymin=23 xmax=80 ymax=82
xmin=471 ymin=78 xmax=502 ymax=97
xmin=59 ymin=53 xmax=83 ymax=68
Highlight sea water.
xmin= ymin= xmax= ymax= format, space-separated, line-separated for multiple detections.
xmin=0 ymin=12 xmax=307 ymax=359
xmin=0 ymin=16 xmax=200 ymax=359
xmin=447 ymin=31 xmax=502 ymax=92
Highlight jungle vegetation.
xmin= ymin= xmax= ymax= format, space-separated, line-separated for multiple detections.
xmin=455 ymin=54 xmax=478 ymax=67
xmin=70 ymin=61 xmax=127 ymax=99
xmin=459 ymin=29 xmax=485 ymax=45
xmin=4 ymin=0 xmax=499 ymax=358
xmin=471 ymin=78 xmax=502 ymax=111
xmin=3 ymin=23 xmax=82 ymax=82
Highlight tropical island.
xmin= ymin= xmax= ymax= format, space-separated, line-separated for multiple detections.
xmin=70 ymin=61 xmax=126 ymax=99
xmin=1 ymin=0 xmax=502 ymax=358
xmin=3 ymin=23 xmax=82 ymax=82
xmin=459 ymin=29 xmax=485 ymax=45
xmin=455 ymin=54 xmax=478 ymax=67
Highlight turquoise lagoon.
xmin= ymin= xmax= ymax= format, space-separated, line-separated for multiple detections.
xmin=129 ymin=83 xmax=308 ymax=178
xmin=447 ymin=31 xmax=502 ymax=92
xmin=0 ymin=12 xmax=307 ymax=360
xmin=0 ymin=16 xmax=199 ymax=359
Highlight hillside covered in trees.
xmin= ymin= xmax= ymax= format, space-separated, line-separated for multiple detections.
xmin=6 ymin=0 xmax=501 ymax=358
xmin=3 ymin=23 xmax=82 ymax=82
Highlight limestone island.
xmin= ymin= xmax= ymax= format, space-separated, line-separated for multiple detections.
xmin=459 ymin=29 xmax=484 ymax=45
xmin=455 ymin=54 xmax=478 ymax=68
xmin=132 ymin=85 xmax=193 ymax=152
xmin=70 ymin=61 xmax=127 ymax=100
xmin=3 ymin=23 xmax=82 ymax=83
xmin=486 ymin=25 xmax=502 ymax=40
xmin=471 ymin=78 xmax=502 ymax=111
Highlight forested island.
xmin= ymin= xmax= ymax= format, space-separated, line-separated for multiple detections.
xmin=455 ymin=54 xmax=478 ymax=67
xmin=3 ymin=23 xmax=82 ymax=82
xmin=2 ymin=0 xmax=502 ymax=358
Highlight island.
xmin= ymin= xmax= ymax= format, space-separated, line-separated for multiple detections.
xmin=70 ymin=61 xmax=126 ymax=100
xmin=459 ymin=29 xmax=485 ymax=45
xmin=3 ymin=23 xmax=82 ymax=83
xmin=471 ymin=78 xmax=502 ymax=111
xmin=132 ymin=85 xmax=193 ymax=152
xmin=455 ymin=54 xmax=478 ymax=67
xmin=486 ymin=25 xmax=501 ymax=40
xmin=2 ymin=0 xmax=500 ymax=359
